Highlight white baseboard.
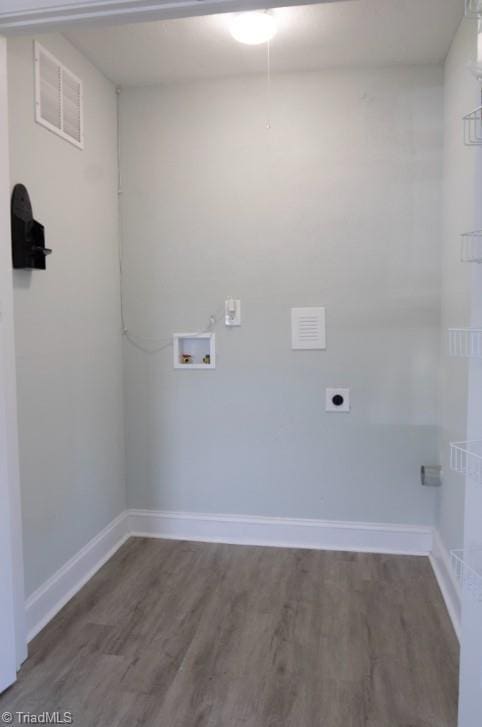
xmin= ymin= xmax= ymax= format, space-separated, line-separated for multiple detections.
xmin=25 ymin=512 xmax=129 ymax=642
xmin=25 ymin=508 xmax=436 ymax=643
xmin=429 ymin=529 xmax=461 ymax=641
xmin=128 ymin=509 xmax=433 ymax=556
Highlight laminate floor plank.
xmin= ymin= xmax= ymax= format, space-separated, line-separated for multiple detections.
xmin=0 ymin=538 xmax=459 ymax=727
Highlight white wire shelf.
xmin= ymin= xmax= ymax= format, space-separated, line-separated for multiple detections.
xmin=464 ymin=106 xmax=482 ymax=145
xmin=451 ymin=549 xmax=482 ymax=602
xmin=461 ymin=231 xmax=482 ymax=262
xmin=466 ymin=0 xmax=482 ymax=18
xmin=449 ymin=329 xmax=482 ymax=358
xmin=450 ymin=441 xmax=482 ymax=484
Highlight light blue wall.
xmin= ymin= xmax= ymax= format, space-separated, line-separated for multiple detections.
xmin=8 ymin=34 xmax=126 ymax=597
xmin=457 ymin=18 xmax=482 ymax=725
xmin=121 ymin=66 xmax=443 ymax=525
xmin=437 ymin=18 xmax=482 ymax=724
xmin=437 ymin=18 xmax=478 ymax=555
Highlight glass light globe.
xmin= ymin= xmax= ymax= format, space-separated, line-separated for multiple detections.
xmin=230 ymin=11 xmax=277 ymax=45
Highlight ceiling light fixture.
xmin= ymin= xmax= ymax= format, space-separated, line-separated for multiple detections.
xmin=229 ymin=11 xmax=277 ymax=46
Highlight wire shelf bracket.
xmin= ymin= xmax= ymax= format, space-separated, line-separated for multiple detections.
xmin=449 ymin=329 xmax=482 ymax=358
xmin=450 ymin=441 xmax=482 ymax=484
xmin=464 ymin=106 xmax=482 ymax=145
xmin=461 ymin=230 xmax=482 ymax=262
xmin=465 ymin=0 xmax=482 ymax=18
xmin=451 ymin=549 xmax=482 ymax=602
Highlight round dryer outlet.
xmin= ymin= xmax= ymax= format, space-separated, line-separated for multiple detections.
xmin=326 ymin=388 xmax=350 ymax=412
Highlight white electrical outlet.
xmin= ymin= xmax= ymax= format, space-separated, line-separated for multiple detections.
xmin=326 ymin=388 xmax=350 ymax=413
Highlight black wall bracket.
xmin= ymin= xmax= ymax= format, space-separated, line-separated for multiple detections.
xmin=11 ymin=184 xmax=52 ymax=270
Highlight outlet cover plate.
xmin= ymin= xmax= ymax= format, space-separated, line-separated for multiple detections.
xmin=225 ymin=299 xmax=241 ymax=326
xmin=326 ymin=388 xmax=350 ymax=412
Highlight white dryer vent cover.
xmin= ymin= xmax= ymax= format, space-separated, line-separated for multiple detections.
xmin=291 ymin=307 xmax=326 ymax=350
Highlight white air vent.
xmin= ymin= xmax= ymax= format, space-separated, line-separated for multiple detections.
xmin=34 ymin=42 xmax=83 ymax=149
xmin=291 ymin=307 xmax=326 ymax=350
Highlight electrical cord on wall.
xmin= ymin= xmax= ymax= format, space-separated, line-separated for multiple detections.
xmin=115 ymin=87 xmax=222 ymax=355
xmin=121 ymin=311 xmax=222 ymax=355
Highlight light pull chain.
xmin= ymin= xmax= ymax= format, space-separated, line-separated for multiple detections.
xmin=266 ymin=39 xmax=272 ymax=130
xmin=478 ymin=19 xmax=482 ymax=63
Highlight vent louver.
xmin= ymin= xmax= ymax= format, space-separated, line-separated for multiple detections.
xmin=291 ymin=307 xmax=326 ymax=350
xmin=34 ymin=42 xmax=83 ymax=150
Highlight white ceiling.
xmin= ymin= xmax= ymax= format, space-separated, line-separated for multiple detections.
xmin=65 ymin=0 xmax=464 ymax=86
